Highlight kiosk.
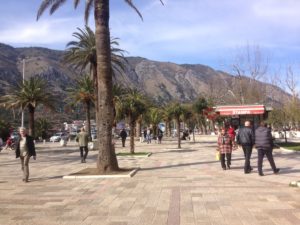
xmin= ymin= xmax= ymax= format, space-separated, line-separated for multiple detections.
xmin=214 ymin=105 xmax=272 ymax=128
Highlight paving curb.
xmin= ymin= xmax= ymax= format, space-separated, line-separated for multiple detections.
xmin=274 ymin=144 xmax=300 ymax=153
xmin=62 ymin=167 xmax=140 ymax=179
xmin=116 ymin=152 xmax=152 ymax=158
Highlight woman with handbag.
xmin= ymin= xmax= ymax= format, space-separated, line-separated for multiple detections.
xmin=217 ymin=128 xmax=234 ymax=170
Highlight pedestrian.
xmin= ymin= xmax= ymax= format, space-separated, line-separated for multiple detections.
xmin=15 ymin=127 xmax=36 ymax=183
xmin=157 ymin=128 xmax=163 ymax=144
xmin=3 ymin=136 xmax=14 ymax=151
xmin=217 ymin=128 xmax=233 ymax=170
xmin=146 ymin=128 xmax=152 ymax=144
xmin=119 ymin=128 xmax=127 ymax=147
xmin=255 ymin=121 xmax=280 ymax=176
xmin=0 ymin=137 xmax=3 ymax=152
xmin=143 ymin=128 xmax=147 ymax=142
xmin=76 ymin=127 xmax=89 ymax=163
xmin=236 ymin=121 xmax=255 ymax=174
xmin=228 ymin=124 xmax=236 ymax=140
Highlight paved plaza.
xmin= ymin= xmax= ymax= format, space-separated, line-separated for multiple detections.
xmin=0 ymin=135 xmax=299 ymax=225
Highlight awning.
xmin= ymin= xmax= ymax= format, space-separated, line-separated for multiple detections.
xmin=215 ymin=105 xmax=265 ymax=116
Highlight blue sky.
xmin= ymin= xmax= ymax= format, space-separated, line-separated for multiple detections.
xmin=0 ymin=0 xmax=299 ymax=79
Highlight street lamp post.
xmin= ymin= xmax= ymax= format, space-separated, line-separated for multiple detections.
xmin=21 ymin=59 xmax=25 ymax=127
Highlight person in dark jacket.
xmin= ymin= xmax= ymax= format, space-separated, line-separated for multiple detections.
xmin=15 ymin=127 xmax=36 ymax=183
xmin=255 ymin=121 xmax=280 ymax=176
xmin=119 ymin=129 xmax=127 ymax=147
xmin=236 ymin=121 xmax=254 ymax=174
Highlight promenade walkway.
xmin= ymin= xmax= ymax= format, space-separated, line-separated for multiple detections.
xmin=0 ymin=135 xmax=299 ymax=225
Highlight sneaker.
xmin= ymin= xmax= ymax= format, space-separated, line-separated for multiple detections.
xmin=259 ymin=173 xmax=264 ymax=176
xmin=274 ymin=168 xmax=280 ymax=174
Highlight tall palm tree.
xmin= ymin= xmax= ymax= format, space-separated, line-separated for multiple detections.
xmin=67 ymin=75 xmax=95 ymax=139
xmin=168 ymin=102 xmax=186 ymax=149
xmin=37 ymin=0 xmax=163 ymax=172
xmin=116 ymin=88 xmax=146 ymax=154
xmin=0 ymin=77 xmax=56 ymax=138
xmin=64 ymin=25 xmax=127 ymax=88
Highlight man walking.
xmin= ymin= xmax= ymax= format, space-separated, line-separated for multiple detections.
xmin=236 ymin=121 xmax=254 ymax=174
xmin=15 ymin=127 xmax=36 ymax=183
xmin=255 ymin=121 xmax=280 ymax=176
xmin=76 ymin=127 xmax=89 ymax=163
xmin=119 ymin=128 xmax=127 ymax=147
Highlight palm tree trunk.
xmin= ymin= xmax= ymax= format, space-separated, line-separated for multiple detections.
xmin=168 ymin=120 xmax=172 ymax=137
xmin=176 ymin=117 xmax=181 ymax=149
xmin=94 ymin=0 xmax=119 ymax=172
xmin=165 ymin=121 xmax=169 ymax=137
xmin=136 ymin=120 xmax=141 ymax=138
xmin=129 ymin=116 xmax=135 ymax=154
xmin=28 ymin=105 xmax=35 ymax=138
xmin=85 ymin=101 xmax=91 ymax=140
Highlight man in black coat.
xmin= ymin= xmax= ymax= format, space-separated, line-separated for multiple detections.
xmin=16 ymin=127 xmax=36 ymax=182
xmin=236 ymin=121 xmax=254 ymax=174
xmin=255 ymin=121 xmax=279 ymax=176
xmin=119 ymin=129 xmax=127 ymax=147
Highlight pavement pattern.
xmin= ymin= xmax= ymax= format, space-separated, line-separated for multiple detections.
xmin=0 ymin=135 xmax=299 ymax=225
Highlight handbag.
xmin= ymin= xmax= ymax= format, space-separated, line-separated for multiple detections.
xmin=215 ymin=151 xmax=220 ymax=161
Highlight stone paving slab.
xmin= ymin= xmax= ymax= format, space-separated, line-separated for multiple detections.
xmin=0 ymin=135 xmax=299 ymax=225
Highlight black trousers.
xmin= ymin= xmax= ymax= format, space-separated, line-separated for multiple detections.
xmin=257 ymin=148 xmax=277 ymax=174
xmin=121 ymin=138 xmax=126 ymax=147
xmin=242 ymin=145 xmax=252 ymax=173
xmin=220 ymin=153 xmax=231 ymax=169
xmin=79 ymin=146 xmax=88 ymax=160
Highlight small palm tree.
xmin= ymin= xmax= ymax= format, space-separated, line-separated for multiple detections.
xmin=67 ymin=75 xmax=95 ymax=139
xmin=162 ymin=105 xmax=173 ymax=137
xmin=147 ymin=107 xmax=163 ymax=138
xmin=168 ymin=102 xmax=186 ymax=149
xmin=193 ymin=97 xmax=209 ymax=134
xmin=35 ymin=118 xmax=52 ymax=140
xmin=0 ymin=77 xmax=56 ymax=137
xmin=116 ymin=88 xmax=146 ymax=153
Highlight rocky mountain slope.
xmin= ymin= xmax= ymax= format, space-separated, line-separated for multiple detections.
xmin=0 ymin=43 xmax=288 ymax=106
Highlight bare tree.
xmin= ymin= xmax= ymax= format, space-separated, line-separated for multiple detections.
xmin=229 ymin=44 xmax=269 ymax=104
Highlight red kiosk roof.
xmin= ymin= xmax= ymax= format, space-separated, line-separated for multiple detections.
xmin=215 ymin=105 xmax=265 ymax=116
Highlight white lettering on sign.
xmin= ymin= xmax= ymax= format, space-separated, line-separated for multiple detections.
xmin=233 ymin=110 xmax=251 ymax=115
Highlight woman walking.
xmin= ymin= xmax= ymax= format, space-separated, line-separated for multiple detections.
xmin=217 ymin=128 xmax=234 ymax=170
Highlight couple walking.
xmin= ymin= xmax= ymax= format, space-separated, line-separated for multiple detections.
xmin=218 ymin=121 xmax=279 ymax=176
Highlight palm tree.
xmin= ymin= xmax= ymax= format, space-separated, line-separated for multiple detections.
xmin=193 ymin=97 xmax=209 ymax=134
xmin=147 ymin=107 xmax=163 ymax=138
xmin=162 ymin=105 xmax=173 ymax=137
xmin=64 ymin=26 xmax=127 ymax=89
xmin=168 ymin=102 xmax=186 ymax=149
xmin=116 ymin=88 xmax=146 ymax=154
xmin=37 ymin=0 xmax=163 ymax=172
xmin=0 ymin=77 xmax=56 ymax=138
xmin=67 ymin=75 xmax=95 ymax=139
xmin=35 ymin=118 xmax=52 ymax=140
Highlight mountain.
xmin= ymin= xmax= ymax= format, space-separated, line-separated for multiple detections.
xmin=0 ymin=43 xmax=288 ymax=107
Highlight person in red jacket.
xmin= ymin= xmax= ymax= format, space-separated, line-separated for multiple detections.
xmin=217 ymin=128 xmax=234 ymax=170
